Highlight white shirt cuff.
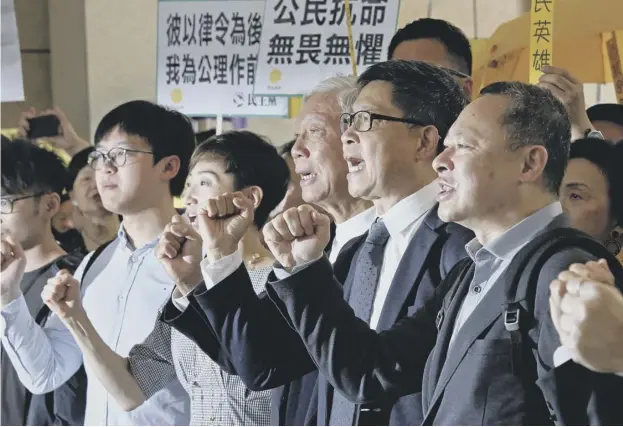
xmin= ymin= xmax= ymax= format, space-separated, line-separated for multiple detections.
xmin=554 ymin=345 xmax=623 ymax=376
xmin=171 ymin=287 xmax=191 ymax=311
xmin=200 ymin=250 xmax=243 ymax=291
xmin=553 ymin=345 xmax=573 ymax=367
xmin=272 ymin=256 xmax=324 ymax=280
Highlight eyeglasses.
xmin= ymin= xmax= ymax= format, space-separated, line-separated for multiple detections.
xmin=87 ymin=147 xmax=154 ymax=170
xmin=340 ymin=111 xmax=430 ymax=133
xmin=0 ymin=192 xmax=45 ymax=214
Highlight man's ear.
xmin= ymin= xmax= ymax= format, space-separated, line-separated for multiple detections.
xmin=160 ymin=155 xmax=181 ymax=182
xmin=414 ymin=125 xmax=440 ymax=161
xmin=518 ymin=145 xmax=549 ymax=185
xmin=43 ymin=193 xmax=61 ymax=217
xmin=464 ymin=77 xmax=474 ymax=100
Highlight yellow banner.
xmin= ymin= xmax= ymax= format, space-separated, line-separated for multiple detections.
xmin=288 ymin=96 xmax=304 ymax=119
xmin=529 ymin=0 xmax=555 ymax=83
xmin=605 ymin=31 xmax=623 ymax=104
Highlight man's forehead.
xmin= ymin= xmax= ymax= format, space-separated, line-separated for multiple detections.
xmin=303 ymin=91 xmax=341 ymax=112
xmin=97 ymin=132 xmax=144 ymax=149
xmin=353 ymin=81 xmax=393 ymax=109
xmin=295 ymin=97 xmax=340 ymax=126
xmin=392 ymin=39 xmax=453 ymax=65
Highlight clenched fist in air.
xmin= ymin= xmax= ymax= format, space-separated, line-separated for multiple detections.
xmin=155 ymin=214 xmax=203 ymax=295
xmin=198 ymin=191 xmax=256 ymax=263
xmin=0 ymin=234 xmax=27 ymax=308
xmin=42 ymin=269 xmax=83 ymax=319
xmin=263 ymin=205 xmax=331 ymax=271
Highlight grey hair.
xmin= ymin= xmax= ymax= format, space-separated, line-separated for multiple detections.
xmin=303 ymin=75 xmax=358 ymax=112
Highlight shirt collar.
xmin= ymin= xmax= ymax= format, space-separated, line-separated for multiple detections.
xmin=334 ymin=207 xmax=376 ymax=243
xmin=465 ymin=201 xmax=564 ymax=262
xmin=380 ymin=180 xmax=439 ymax=238
xmin=117 ymin=222 xmax=161 ymax=253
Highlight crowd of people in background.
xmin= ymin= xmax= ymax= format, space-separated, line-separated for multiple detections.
xmin=1 ymin=16 xmax=623 ymax=427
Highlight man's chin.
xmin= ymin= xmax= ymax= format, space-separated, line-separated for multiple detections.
xmin=302 ymin=187 xmax=327 ymax=205
xmin=437 ymin=202 xmax=457 ymax=223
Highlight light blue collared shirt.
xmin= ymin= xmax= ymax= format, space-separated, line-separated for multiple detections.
xmin=1 ymin=225 xmax=190 ymax=426
xmin=448 ymin=202 xmax=564 ymax=349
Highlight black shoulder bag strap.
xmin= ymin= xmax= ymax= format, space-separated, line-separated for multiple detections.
xmin=501 ymin=228 xmax=621 ymax=377
xmin=33 ymin=240 xmax=115 ymax=325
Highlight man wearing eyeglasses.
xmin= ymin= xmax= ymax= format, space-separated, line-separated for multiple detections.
xmin=0 ymin=101 xmax=195 ymax=426
xmin=185 ymin=60 xmax=473 ymax=426
xmin=0 ymin=138 xmax=86 ymax=426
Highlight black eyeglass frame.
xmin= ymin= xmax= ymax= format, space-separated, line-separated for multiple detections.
xmin=87 ymin=147 xmax=154 ymax=170
xmin=340 ymin=110 xmax=431 ymax=133
xmin=0 ymin=192 xmax=46 ymax=214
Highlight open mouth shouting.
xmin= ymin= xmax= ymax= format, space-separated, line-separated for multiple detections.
xmin=345 ymin=156 xmax=365 ymax=174
xmin=437 ymin=180 xmax=456 ymax=201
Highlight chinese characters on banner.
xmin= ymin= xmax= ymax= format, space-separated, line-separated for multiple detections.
xmin=529 ymin=0 xmax=554 ymax=84
xmin=254 ymin=0 xmax=400 ymax=96
xmin=157 ymin=0 xmax=288 ymax=117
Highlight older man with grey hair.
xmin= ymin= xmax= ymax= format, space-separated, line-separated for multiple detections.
xmin=291 ymin=75 xmax=375 ymax=261
xmin=161 ymin=75 xmax=375 ymax=426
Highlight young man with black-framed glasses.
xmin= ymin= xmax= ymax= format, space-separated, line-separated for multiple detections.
xmin=0 ymin=101 xmax=196 ymax=426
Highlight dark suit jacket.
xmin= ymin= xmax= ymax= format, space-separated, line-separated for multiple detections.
xmin=266 ymin=215 xmax=623 ymax=425
xmin=171 ymin=206 xmax=472 ymax=425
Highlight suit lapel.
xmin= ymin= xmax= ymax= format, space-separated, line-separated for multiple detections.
xmin=422 ymin=212 xmax=574 ymax=423
xmin=426 ymin=271 xmax=509 ymax=416
xmin=376 ymin=210 xmax=443 ymax=329
xmin=425 ymin=266 xmax=473 ymax=397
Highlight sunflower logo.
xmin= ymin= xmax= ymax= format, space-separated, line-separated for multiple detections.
xmin=269 ymin=69 xmax=282 ymax=84
xmin=170 ymin=88 xmax=183 ymax=104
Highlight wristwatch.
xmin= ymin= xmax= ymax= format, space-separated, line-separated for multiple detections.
xmin=584 ymin=129 xmax=604 ymax=139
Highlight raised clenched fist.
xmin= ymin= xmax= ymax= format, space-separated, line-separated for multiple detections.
xmin=0 ymin=234 xmax=27 ymax=308
xmin=155 ymin=214 xmax=203 ymax=294
xmin=263 ymin=205 xmax=331 ymax=270
xmin=42 ymin=269 xmax=82 ymax=319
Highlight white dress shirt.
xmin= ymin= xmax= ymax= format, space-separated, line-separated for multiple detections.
xmin=368 ymin=180 xmax=439 ymax=329
xmin=199 ymin=181 xmax=439 ymax=333
xmin=329 ymin=207 xmax=376 ymax=264
xmin=0 ymin=227 xmax=190 ymax=426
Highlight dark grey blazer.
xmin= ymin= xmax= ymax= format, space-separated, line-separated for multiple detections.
xmin=168 ymin=206 xmax=472 ymax=426
xmin=266 ymin=214 xmax=623 ymax=425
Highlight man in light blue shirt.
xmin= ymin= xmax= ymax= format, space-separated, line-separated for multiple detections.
xmin=0 ymin=101 xmax=195 ymax=425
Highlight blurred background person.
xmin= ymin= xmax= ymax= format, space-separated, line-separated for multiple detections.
xmin=388 ymin=18 xmax=473 ymax=97
xmin=65 ymin=147 xmax=119 ymax=251
xmin=51 ymin=193 xmax=87 ymax=254
xmin=560 ymin=137 xmax=623 ymax=262
xmin=586 ymin=103 xmax=623 ymax=143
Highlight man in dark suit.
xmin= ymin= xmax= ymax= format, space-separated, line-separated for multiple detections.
xmin=162 ymin=75 xmax=377 ymax=426
xmin=169 ymin=60 xmax=472 ymax=426
xmin=260 ymin=82 xmax=623 ymax=425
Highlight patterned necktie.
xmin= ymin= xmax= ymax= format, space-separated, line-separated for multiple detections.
xmin=329 ymin=219 xmax=390 ymax=426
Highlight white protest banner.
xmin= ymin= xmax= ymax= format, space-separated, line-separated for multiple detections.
xmin=254 ymin=0 xmax=400 ymax=96
xmin=1 ymin=0 xmax=25 ymax=102
xmin=157 ymin=0 xmax=288 ymax=117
